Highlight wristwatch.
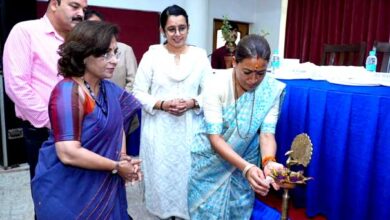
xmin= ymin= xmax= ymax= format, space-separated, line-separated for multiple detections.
xmin=192 ymin=98 xmax=200 ymax=109
xmin=112 ymin=161 xmax=119 ymax=174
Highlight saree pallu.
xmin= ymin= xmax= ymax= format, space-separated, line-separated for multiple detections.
xmin=32 ymin=80 xmax=140 ymax=220
xmin=188 ymin=76 xmax=285 ymax=220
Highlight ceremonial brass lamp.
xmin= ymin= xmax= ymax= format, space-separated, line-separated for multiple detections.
xmin=269 ymin=133 xmax=313 ymax=220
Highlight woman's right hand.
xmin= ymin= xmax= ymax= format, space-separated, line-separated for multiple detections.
xmin=246 ymin=166 xmax=271 ymax=196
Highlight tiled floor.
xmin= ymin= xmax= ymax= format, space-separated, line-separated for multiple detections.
xmin=0 ymin=164 xmax=34 ymax=220
xmin=0 ymin=163 xmax=154 ymax=220
xmin=1 ymin=164 xmax=326 ymax=220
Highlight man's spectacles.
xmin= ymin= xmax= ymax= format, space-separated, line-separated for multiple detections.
xmin=102 ymin=51 xmax=120 ymax=61
xmin=165 ymin=25 xmax=188 ymax=35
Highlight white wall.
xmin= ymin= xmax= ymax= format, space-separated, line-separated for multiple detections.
xmin=252 ymin=0 xmax=283 ymax=54
xmin=38 ymin=0 xmax=285 ymax=55
xmin=184 ymin=0 xmax=208 ymax=49
xmin=89 ymin=0 xmax=262 ymax=54
xmin=208 ymin=0 xmax=284 ymax=56
xmin=207 ymin=0 xmax=258 ymax=54
xmin=37 ymin=0 xmax=185 ymax=12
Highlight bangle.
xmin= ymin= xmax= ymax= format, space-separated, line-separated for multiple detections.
xmin=160 ymin=101 xmax=165 ymax=110
xmin=262 ymin=156 xmax=276 ymax=167
xmin=242 ymin=164 xmax=256 ymax=178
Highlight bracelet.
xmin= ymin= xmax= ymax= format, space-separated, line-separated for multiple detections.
xmin=160 ymin=101 xmax=165 ymax=111
xmin=262 ymin=156 xmax=276 ymax=167
xmin=242 ymin=164 xmax=256 ymax=178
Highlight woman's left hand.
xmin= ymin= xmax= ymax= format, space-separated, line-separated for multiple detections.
xmin=263 ymin=161 xmax=284 ymax=190
xmin=164 ymin=98 xmax=193 ymax=116
xmin=119 ymin=154 xmax=142 ymax=182
xmin=130 ymin=158 xmax=142 ymax=182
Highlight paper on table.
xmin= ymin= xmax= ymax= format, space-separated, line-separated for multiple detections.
xmin=326 ymin=77 xmax=380 ymax=86
xmin=373 ymin=72 xmax=390 ymax=86
xmin=325 ymin=66 xmax=380 ymax=86
xmin=271 ymin=62 xmax=315 ymax=79
xmin=268 ymin=63 xmax=389 ymax=86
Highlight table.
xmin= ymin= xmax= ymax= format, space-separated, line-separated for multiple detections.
xmin=273 ymin=79 xmax=390 ymax=220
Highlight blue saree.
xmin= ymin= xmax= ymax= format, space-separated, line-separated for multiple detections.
xmin=31 ymin=79 xmax=141 ymax=220
xmin=188 ymin=72 xmax=285 ymax=220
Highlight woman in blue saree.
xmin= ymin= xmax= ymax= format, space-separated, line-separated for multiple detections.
xmin=188 ymin=35 xmax=286 ymax=220
xmin=31 ymin=21 xmax=141 ymax=219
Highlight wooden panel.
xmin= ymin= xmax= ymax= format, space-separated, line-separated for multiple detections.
xmin=320 ymin=42 xmax=366 ymax=66
xmin=374 ymin=41 xmax=390 ymax=72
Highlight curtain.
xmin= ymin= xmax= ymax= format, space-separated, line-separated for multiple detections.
xmin=284 ymin=0 xmax=390 ymax=65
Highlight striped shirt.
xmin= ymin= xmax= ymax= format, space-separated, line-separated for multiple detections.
xmin=3 ymin=15 xmax=64 ymax=128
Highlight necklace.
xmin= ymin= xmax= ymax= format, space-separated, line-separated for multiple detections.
xmin=83 ymin=79 xmax=107 ymax=115
xmin=234 ymin=70 xmax=255 ymax=139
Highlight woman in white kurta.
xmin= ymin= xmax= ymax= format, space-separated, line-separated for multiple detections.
xmin=133 ymin=5 xmax=211 ymax=220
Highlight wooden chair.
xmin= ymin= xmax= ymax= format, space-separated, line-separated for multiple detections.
xmin=374 ymin=41 xmax=390 ymax=73
xmin=320 ymin=42 xmax=366 ymax=66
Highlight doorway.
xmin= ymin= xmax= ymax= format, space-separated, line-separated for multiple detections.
xmin=212 ymin=19 xmax=250 ymax=52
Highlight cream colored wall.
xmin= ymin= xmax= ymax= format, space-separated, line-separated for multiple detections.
xmin=252 ymin=0 xmax=286 ymax=55
xmin=37 ymin=0 xmax=286 ymax=56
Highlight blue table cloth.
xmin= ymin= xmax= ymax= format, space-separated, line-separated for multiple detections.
xmin=273 ymin=79 xmax=390 ymax=220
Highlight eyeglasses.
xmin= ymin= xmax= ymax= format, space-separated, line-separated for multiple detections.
xmin=165 ymin=25 xmax=188 ymax=35
xmin=102 ymin=51 xmax=121 ymax=61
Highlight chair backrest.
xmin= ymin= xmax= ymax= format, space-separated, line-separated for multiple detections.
xmin=320 ymin=42 xmax=366 ymax=66
xmin=374 ymin=41 xmax=390 ymax=73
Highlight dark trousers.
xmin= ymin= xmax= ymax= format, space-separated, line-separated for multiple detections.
xmin=22 ymin=121 xmax=49 ymax=180
xmin=127 ymin=109 xmax=141 ymax=156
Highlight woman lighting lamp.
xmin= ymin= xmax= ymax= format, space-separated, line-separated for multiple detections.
xmin=188 ymin=34 xmax=286 ymax=220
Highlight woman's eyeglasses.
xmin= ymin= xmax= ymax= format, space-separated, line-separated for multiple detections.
xmin=102 ymin=51 xmax=121 ymax=61
xmin=165 ymin=25 xmax=188 ymax=35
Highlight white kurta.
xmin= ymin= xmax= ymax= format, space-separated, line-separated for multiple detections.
xmin=133 ymin=45 xmax=212 ymax=219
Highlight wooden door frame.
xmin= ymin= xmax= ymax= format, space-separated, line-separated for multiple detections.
xmin=212 ymin=19 xmax=250 ymax=51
